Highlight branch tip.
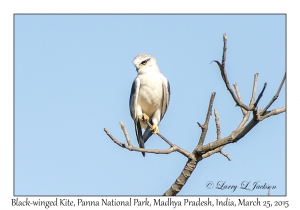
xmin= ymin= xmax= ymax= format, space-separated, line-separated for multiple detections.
xmin=262 ymin=73 xmax=286 ymax=114
xmin=214 ymin=109 xmax=221 ymax=140
xmin=197 ymin=122 xmax=205 ymax=130
xmin=198 ymin=92 xmax=216 ymax=146
xmin=254 ymin=82 xmax=267 ymax=107
xmin=220 ymin=150 xmax=231 ymax=161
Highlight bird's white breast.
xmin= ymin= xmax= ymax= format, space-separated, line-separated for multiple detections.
xmin=138 ymin=73 xmax=163 ymax=118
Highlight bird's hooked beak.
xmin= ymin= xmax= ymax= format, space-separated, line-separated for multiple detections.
xmin=136 ymin=64 xmax=143 ymax=72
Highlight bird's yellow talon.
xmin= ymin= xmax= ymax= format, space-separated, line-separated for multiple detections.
xmin=138 ymin=113 xmax=149 ymax=122
xmin=152 ymin=124 xmax=159 ymax=134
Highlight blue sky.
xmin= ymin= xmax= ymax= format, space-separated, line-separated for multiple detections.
xmin=14 ymin=14 xmax=285 ymax=196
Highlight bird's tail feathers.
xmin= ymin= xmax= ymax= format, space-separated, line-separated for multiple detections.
xmin=136 ymin=121 xmax=145 ymax=157
xmin=143 ymin=126 xmax=153 ymax=144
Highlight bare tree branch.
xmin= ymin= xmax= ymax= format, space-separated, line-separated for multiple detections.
xmin=120 ymin=122 xmax=132 ymax=146
xmin=250 ymin=73 xmax=258 ymax=106
xmin=201 ymin=144 xmax=231 ymax=161
xmin=213 ymin=34 xmax=256 ymax=112
xmin=197 ymin=122 xmax=205 ymax=130
xmin=237 ymin=74 xmax=258 ymax=129
xmin=164 ymin=34 xmax=285 ymax=195
xmin=143 ymin=120 xmax=174 ymax=147
xmin=233 ymin=83 xmax=247 ymax=116
xmin=253 ymin=82 xmax=269 ymax=121
xmin=220 ymin=150 xmax=231 ymax=161
xmin=212 ymin=110 xmax=231 ymax=161
xmin=163 ymin=159 xmax=197 ymax=196
xmin=262 ymin=72 xmax=286 ymax=115
xmin=254 ymin=82 xmax=267 ymax=107
xmin=201 ymin=146 xmax=223 ymax=159
xmin=257 ymin=107 xmax=286 ymax=121
xmin=214 ymin=109 xmax=221 ymax=140
xmin=104 ymin=123 xmax=196 ymax=160
xmin=164 ymin=93 xmax=217 ymax=196
xmin=143 ymin=120 xmax=196 ymax=160
xmin=222 ymin=33 xmax=227 ymax=67
xmin=197 ymin=117 xmax=260 ymax=156
xmin=198 ymin=92 xmax=216 ymax=145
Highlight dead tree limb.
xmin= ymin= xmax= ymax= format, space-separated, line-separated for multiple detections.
xmin=233 ymin=83 xmax=247 ymax=116
xmin=262 ymin=72 xmax=286 ymax=115
xmin=164 ymin=33 xmax=285 ymax=196
xmin=104 ymin=122 xmax=196 ymax=160
xmin=198 ymin=92 xmax=216 ymax=146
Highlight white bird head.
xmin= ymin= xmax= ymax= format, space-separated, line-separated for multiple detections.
xmin=133 ymin=54 xmax=160 ymax=73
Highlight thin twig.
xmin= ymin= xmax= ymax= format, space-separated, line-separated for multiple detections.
xmin=222 ymin=33 xmax=227 ymax=68
xmin=198 ymin=92 xmax=216 ymax=146
xmin=212 ymin=36 xmax=253 ymax=112
xmin=220 ymin=150 xmax=231 ymax=161
xmin=254 ymin=82 xmax=267 ymax=107
xmin=104 ymin=127 xmax=195 ymax=159
xmin=237 ymin=73 xmax=258 ymax=129
xmin=237 ymin=111 xmax=251 ymax=129
xmin=250 ymin=73 xmax=258 ymax=106
xmin=143 ymin=120 xmax=174 ymax=147
xmin=262 ymin=73 xmax=286 ymax=115
xmin=120 ymin=122 xmax=132 ymax=146
xmin=257 ymin=107 xmax=286 ymax=121
xmin=213 ymin=110 xmax=231 ymax=161
xmin=104 ymin=128 xmax=126 ymax=148
xmin=157 ymin=133 xmax=173 ymax=147
xmin=214 ymin=109 xmax=221 ymax=140
xmin=201 ymin=146 xmax=223 ymax=159
xmin=233 ymin=83 xmax=246 ymax=116
xmin=201 ymin=144 xmax=231 ymax=161
xmin=197 ymin=122 xmax=205 ymax=130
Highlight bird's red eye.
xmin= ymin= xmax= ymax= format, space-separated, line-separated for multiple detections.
xmin=141 ymin=58 xmax=150 ymax=66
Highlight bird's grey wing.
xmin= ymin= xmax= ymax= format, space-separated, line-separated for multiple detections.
xmin=160 ymin=78 xmax=171 ymax=120
xmin=129 ymin=78 xmax=145 ymax=156
xmin=143 ymin=78 xmax=170 ymax=143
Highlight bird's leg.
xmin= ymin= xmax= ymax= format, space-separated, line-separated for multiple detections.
xmin=138 ymin=113 xmax=149 ymax=122
xmin=138 ymin=113 xmax=159 ymax=133
xmin=152 ymin=123 xmax=159 ymax=134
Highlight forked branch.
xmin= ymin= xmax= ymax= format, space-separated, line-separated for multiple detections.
xmin=198 ymin=92 xmax=216 ymax=146
xmin=262 ymin=72 xmax=286 ymax=115
xmin=104 ymin=122 xmax=196 ymax=160
xmin=164 ymin=34 xmax=285 ymax=196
